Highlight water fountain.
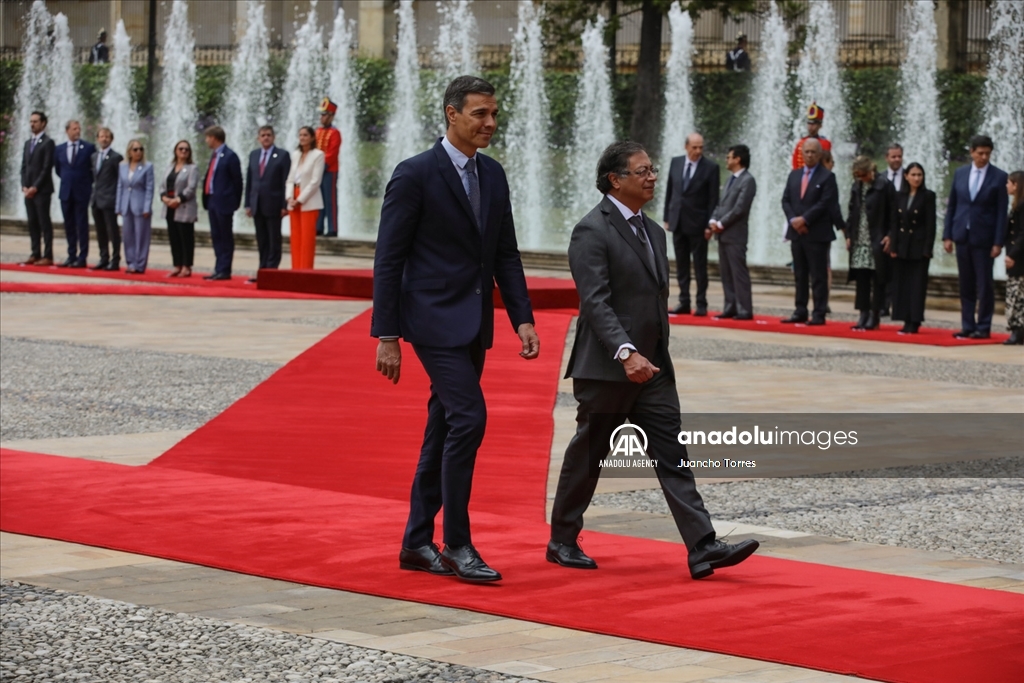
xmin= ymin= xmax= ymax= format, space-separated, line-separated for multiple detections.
xmin=745 ymin=1 xmax=793 ymax=266
xmin=384 ymin=0 xmax=425 ymax=181
xmin=326 ymin=6 xmax=363 ymax=237
xmin=45 ymin=13 xmax=80 ymax=147
xmin=100 ymin=20 xmax=140 ymax=147
xmin=505 ymin=0 xmax=551 ymax=249
xmin=278 ymin=0 xmax=326 ymax=151
xmin=154 ymin=0 xmax=196 ymax=175
xmin=222 ymin=0 xmax=271 ymax=149
xmin=566 ymin=17 xmax=616 ymax=228
xmin=657 ymin=2 xmax=695 ymax=224
xmin=982 ymin=0 xmax=1024 ymax=174
xmin=898 ymin=0 xmax=945 ymax=198
xmin=432 ymin=0 xmax=479 ymax=136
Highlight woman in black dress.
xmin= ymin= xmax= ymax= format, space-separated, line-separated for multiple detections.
xmin=1002 ymin=170 xmax=1024 ymax=345
xmin=888 ymin=162 xmax=935 ymax=334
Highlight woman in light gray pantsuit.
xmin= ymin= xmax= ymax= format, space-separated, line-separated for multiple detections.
xmin=160 ymin=140 xmax=199 ymax=277
xmin=116 ymin=139 xmax=154 ymax=274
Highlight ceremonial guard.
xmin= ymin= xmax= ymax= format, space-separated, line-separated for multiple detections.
xmin=792 ymin=102 xmax=832 ymax=170
xmin=315 ymin=97 xmax=342 ymax=237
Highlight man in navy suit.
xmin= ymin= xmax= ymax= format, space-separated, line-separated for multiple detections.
xmin=943 ymin=135 xmax=1008 ymax=339
xmin=245 ymin=125 xmax=291 ymax=280
xmin=54 ymin=120 xmax=96 ymax=267
xmin=372 ymin=76 xmax=539 ymax=583
xmin=781 ymin=138 xmax=839 ymax=324
xmin=201 ymin=126 xmax=243 ymax=280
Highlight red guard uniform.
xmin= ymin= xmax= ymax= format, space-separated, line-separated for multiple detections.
xmin=792 ymin=101 xmax=831 ymax=170
xmin=315 ymin=97 xmax=342 ymax=236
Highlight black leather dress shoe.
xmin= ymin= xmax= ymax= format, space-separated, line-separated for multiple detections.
xmin=440 ymin=545 xmax=502 ymax=582
xmin=714 ymin=312 xmax=736 ymax=320
xmin=546 ymin=541 xmax=597 ymax=569
xmin=806 ymin=317 xmax=826 ymax=326
xmin=669 ymin=304 xmax=691 ymax=315
xmin=952 ymin=330 xmax=974 ymax=339
xmin=57 ymin=257 xmax=75 ymax=268
xmin=1003 ymin=330 xmax=1024 ymax=345
xmin=205 ymin=273 xmax=231 ymax=281
xmin=90 ymin=260 xmax=109 ymax=271
xmin=688 ymin=539 xmax=760 ymax=579
xmin=970 ymin=330 xmax=990 ymax=339
xmin=733 ymin=314 xmax=754 ymax=321
xmin=399 ymin=544 xmax=454 ymax=575
xmin=693 ymin=307 xmax=708 ymax=317
xmin=104 ymin=261 xmax=120 ymax=271
xmin=781 ymin=314 xmax=807 ymax=324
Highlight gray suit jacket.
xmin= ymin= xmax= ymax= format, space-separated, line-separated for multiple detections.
xmin=90 ymin=147 xmax=123 ymax=210
xmin=160 ymin=162 xmax=199 ymax=222
xmin=710 ymin=169 xmax=756 ymax=246
xmin=565 ymin=196 xmax=671 ymax=382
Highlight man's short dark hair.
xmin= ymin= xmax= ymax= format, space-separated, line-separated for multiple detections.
xmin=887 ymin=142 xmax=903 ymax=152
xmin=258 ymin=125 xmax=274 ymax=135
xmin=204 ymin=125 xmax=226 ymax=143
xmin=30 ymin=111 xmax=47 ymax=125
xmin=596 ymin=141 xmax=646 ymax=194
xmin=969 ymin=134 xmax=994 ymax=151
xmin=443 ymin=75 xmax=496 ymax=127
xmin=728 ymin=144 xmax=750 ymax=169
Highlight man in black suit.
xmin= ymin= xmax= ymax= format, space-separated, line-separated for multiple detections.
xmin=201 ymin=126 xmax=243 ymax=280
xmin=725 ymin=34 xmax=751 ymax=72
xmin=781 ymin=138 xmax=839 ymax=324
xmin=20 ymin=111 xmax=56 ymax=266
xmin=884 ymin=143 xmax=905 ymax=194
xmin=90 ymin=127 xmax=123 ymax=270
xmin=54 ymin=120 xmax=97 ymax=268
xmin=372 ymin=76 xmax=539 ymax=583
xmin=245 ymin=125 xmax=291 ymax=281
xmin=549 ymin=141 xmax=758 ymax=580
xmin=663 ymin=133 xmax=719 ymax=315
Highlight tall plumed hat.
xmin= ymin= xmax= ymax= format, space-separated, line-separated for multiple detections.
xmin=806 ymin=101 xmax=825 ymax=122
xmin=319 ymin=97 xmax=338 ymax=115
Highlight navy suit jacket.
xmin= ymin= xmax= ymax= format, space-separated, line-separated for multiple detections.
xmin=943 ymin=163 xmax=1008 ymax=248
xmin=245 ymin=146 xmax=291 ymax=217
xmin=54 ymin=140 xmax=96 ymax=201
xmin=781 ymin=164 xmax=840 ymax=242
xmin=372 ymin=139 xmax=534 ymax=349
xmin=202 ymin=145 xmax=243 ymax=215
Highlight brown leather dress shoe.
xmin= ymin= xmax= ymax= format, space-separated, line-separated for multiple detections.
xmin=34 ymin=258 xmax=53 ymax=266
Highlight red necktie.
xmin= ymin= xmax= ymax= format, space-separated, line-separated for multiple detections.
xmin=800 ymin=168 xmax=811 ymax=198
xmin=205 ymin=156 xmax=216 ymax=194
xmin=259 ymin=150 xmax=268 ymax=177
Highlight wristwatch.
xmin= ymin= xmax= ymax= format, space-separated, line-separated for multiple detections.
xmin=617 ymin=347 xmax=635 ymax=363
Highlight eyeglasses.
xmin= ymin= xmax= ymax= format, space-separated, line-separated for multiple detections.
xmin=620 ymin=166 xmax=659 ymax=178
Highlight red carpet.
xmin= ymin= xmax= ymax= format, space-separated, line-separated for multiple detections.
xmin=2 ymin=310 xmax=1022 ymax=683
xmin=669 ymin=312 xmax=1011 ymax=346
xmin=0 ymin=281 xmax=345 ymax=300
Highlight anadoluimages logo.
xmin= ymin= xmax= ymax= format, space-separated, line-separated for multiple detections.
xmin=609 ymin=424 xmax=648 ymax=457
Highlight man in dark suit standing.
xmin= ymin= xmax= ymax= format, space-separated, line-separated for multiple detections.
xmin=663 ymin=133 xmax=719 ymax=315
xmin=372 ymin=76 xmax=539 ymax=583
xmin=54 ymin=120 xmax=97 ymax=268
xmin=90 ymin=127 xmax=123 ymax=270
xmin=708 ymin=144 xmax=756 ymax=320
xmin=245 ymin=125 xmax=290 ymax=281
xmin=884 ymin=143 xmax=905 ymax=194
xmin=548 ymin=141 xmax=758 ymax=580
xmin=943 ymin=134 xmax=1008 ymax=339
xmin=201 ymin=126 xmax=243 ymax=280
xmin=781 ymin=138 xmax=839 ymax=325
xmin=20 ymin=111 xmax=56 ymax=266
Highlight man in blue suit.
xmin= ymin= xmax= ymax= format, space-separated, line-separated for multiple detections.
xmin=54 ymin=120 xmax=96 ymax=267
xmin=943 ymin=135 xmax=1008 ymax=339
xmin=245 ymin=125 xmax=291 ymax=280
xmin=201 ymin=126 xmax=243 ymax=280
xmin=372 ymin=76 xmax=539 ymax=583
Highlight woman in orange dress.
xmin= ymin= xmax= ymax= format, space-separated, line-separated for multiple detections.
xmin=285 ymin=126 xmax=325 ymax=269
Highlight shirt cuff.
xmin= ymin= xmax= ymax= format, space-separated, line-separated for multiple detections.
xmin=379 ymin=336 xmax=399 ymax=342
xmin=614 ymin=343 xmax=637 ymax=361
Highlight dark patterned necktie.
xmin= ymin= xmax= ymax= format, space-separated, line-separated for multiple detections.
xmin=683 ymin=161 xmax=693 ymax=189
xmin=465 ymin=156 xmax=482 ymax=229
xmin=627 ymin=215 xmax=657 ymax=277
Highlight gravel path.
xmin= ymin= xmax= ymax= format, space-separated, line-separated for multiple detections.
xmin=0 ymin=581 xmax=537 ymax=683
xmin=593 ymin=457 xmax=1024 ymax=564
xmin=0 ymin=337 xmax=280 ymax=441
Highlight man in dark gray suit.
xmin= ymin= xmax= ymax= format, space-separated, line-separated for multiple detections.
xmin=662 ymin=133 xmax=719 ymax=316
xmin=708 ymin=144 xmax=756 ymax=320
xmin=20 ymin=111 xmax=56 ymax=266
xmin=548 ymin=141 xmax=758 ymax=580
xmin=90 ymin=127 xmax=123 ymax=270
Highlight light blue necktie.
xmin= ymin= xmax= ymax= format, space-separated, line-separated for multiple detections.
xmin=969 ymin=168 xmax=981 ymax=201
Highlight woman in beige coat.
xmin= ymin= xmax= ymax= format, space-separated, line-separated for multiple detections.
xmin=285 ymin=126 xmax=325 ymax=269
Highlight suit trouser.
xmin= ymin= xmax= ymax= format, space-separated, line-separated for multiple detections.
xmin=550 ymin=349 xmax=715 ymax=552
xmin=892 ymin=258 xmax=929 ymax=324
xmin=791 ymin=239 xmax=830 ymax=318
xmin=672 ymin=230 xmax=709 ymax=308
xmin=289 ymin=206 xmax=317 ymax=270
xmin=717 ymin=240 xmax=752 ymax=316
xmin=25 ymin=192 xmax=54 ymax=260
xmin=254 ymin=212 xmax=283 ymax=269
xmin=955 ymin=243 xmax=995 ymax=333
xmin=208 ymin=210 xmax=235 ymax=276
xmin=61 ymin=196 xmax=91 ymax=261
xmin=122 ymin=212 xmax=151 ymax=272
xmin=167 ymin=219 xmax=195 ymax=267
xmin=405 ymin=338 xmax=487 ymax=548
xmin=92 ymin=205 xmax=120 ymax=264
xmin=316 ymin=170 xmax=337 ymax=235
xmin=851 ymin=254 xmax=890 ymax=312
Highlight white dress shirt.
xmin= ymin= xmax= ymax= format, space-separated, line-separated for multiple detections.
xmin=887 ymin=167 xmax=902 ymax=192
xmin=67 ymin=140 xmax=78 ymax=164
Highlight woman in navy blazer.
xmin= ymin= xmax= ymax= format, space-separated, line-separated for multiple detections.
xmin=116 ymin=139 xmax=155 ymax=274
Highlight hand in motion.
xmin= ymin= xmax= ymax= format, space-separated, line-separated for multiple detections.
xmin=518 ymin=323 xmax=540 ymax=360
xmin=943 ymin=239 xmax=954 ymax=254
xmin=623 ymin=352 xmax=659 ymax=384
xmin=1007 ymin=256 xmax=1016 ymax=269
xmin=376 ymin=340 xmax=401 ymax=384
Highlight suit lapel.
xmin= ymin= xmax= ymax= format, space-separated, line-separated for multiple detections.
xmin=603 ymin=197 xmax=658 ymax=284
xmin=433 ymin=143 xmax=479 ymax=231
xmin=478 ymin=155 xmax=492 ymax=235
xmin=644 ymin=212 xmax=667 ymax=287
